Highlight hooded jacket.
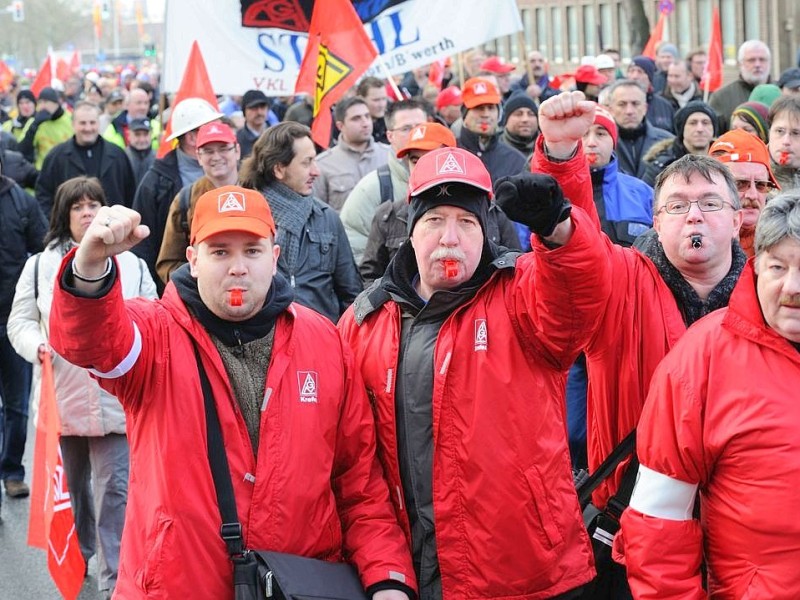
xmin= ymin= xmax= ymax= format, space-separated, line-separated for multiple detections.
xmin=619 ymin=262 xmax=800 ymax=599
xmin=48 ymin=253 xmax=417 ymax=599
xmin=339 ymin=203 xmax=610 ymax=599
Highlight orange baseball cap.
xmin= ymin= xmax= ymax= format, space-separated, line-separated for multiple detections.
xmin=407 ymin=147 xmax=493 ymax=199
xmin=709 ymin=129 xmax=780 ymax=190
xmin=396 ymin=123 xmax=457 ymax=158
xmin=461 ymin=77 xmax=501 ymax=109
xmin=196 ymin=121 xmax=237 ymax=148
xmin=190 ymin=185 xmax=276 ymax=245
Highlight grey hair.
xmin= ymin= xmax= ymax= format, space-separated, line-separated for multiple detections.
xmin=737 ymin=40 xmax=771 ymax=63
xmin=755 ymin=191 xmax=800 ymax=257
xmin=606 ymin=78 xmax=647 ymax=101
xmin=653 ymin=154 xmax=741 ymax=212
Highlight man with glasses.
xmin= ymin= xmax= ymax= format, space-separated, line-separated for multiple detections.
xmin=340 ymin=100 xmax=428 ymax=264
xmin=711 ymin=40 xmax=772 ymax=131
xmin=531 ymin=93 xmax=746 ymax=598
xmin=710 ymin=128 xmax=781 ymax=257
xmin=156 ymin=121 xmax=241 ymax=283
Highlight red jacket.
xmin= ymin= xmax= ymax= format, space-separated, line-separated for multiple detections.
xmin=619 ymin=262 xmax=800 ymax=599
xmin=48 ymin=252 xmax=416 ymax=599
xmin=532 ymin=141 xmax=686 ymax=508
xmin=339 ymin=208 xmax=608 ymax=599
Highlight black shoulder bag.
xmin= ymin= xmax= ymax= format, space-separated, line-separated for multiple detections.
xmin=573 ymin=429 xmax=638 ymax=598
xmin=193 ymin=345 xmax=369 ymax=600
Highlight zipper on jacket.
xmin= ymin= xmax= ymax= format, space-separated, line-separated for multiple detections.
xmin=290 ymin=273 xmax=296 ymax=288
xmin=265 ymin=571 xmax=274 ymax=596
xmin=233 ymin=328 xmax=244 ymax=357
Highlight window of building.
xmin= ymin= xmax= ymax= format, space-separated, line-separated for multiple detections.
xmin=743 ymin=0 xmax=761 ymax=41
xmin=567 ymin=6 xmax=579 ymax=62
xmin=552 ymin=6 xmax=564 ymax=62
xmin=721 ymin=0 xmax=738 ymax=63
xmin=536 ymin=8 xmax=548 ymax=57
xmin=618 ymin=3 xmax=630 ymax=59
xmin=599 ymin=3 xmax=613 ymax=53
xmin=583 ymin=6 xmax=597 ymax=57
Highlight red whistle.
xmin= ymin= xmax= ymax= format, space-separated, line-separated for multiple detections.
xmin=586 ymin=153 xmax=598 ymax=165
xmin=779 ymin=152 xmax=790 ymax=166
xmin=229 ymin=289 xmax=243 ymax=307
xmin=480 ymin=123 xmax=489 ymax=133
xmin=444 ymin=260 xmax=459 ymax=279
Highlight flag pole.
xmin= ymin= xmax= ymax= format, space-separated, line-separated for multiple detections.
xmin=375 ymin=59 xmax=404 ymax=100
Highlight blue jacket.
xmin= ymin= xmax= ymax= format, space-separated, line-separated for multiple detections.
xmin=595 ymin=154 xmax=654 ymax=246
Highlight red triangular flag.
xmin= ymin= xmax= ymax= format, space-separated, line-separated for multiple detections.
xmin=157 ymin=40 xmax=219 ymax=157
xmin=295 ymin=0 xmax=378 ymax=148
xmin=0 ymin=60 xmax=14 ymax=94
xmin=701 ymin=7 xmax=723 ymax=95
xmin=642 ymin=12 xmax=666 ymax=59
xmin=55 ymin=58 xmax=71 ymax=83
xmin=30 ymin=55 xmax=53 ymax=97
xmin=69 ymin=51 xmax=80 ymax=74
xmin=28 ymin=354 xmax=85 ymax=599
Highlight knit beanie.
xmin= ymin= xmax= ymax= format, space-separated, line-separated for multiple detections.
xmin=630 ymin=56 xmax=656 ymax=83
xmin=592 ymin=104 xmax=618 ymax=146
xmin=731 ymin=101 xmax=770 ymax=143
xmin=502 ymin=92 xmax=537 ymax=126
xmin=749 ymin=84 xmax=781 ymax=108
xmin=674 ymin=100 xmax=719 ymax=138
xmin=408 ymin=183 xmax=489 ymax=236
xmin=16 ymin=89 xmax=36 ymax=106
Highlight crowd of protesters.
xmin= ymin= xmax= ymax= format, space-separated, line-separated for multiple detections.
xmin=1 ymin=39 xmax=799 ymax=600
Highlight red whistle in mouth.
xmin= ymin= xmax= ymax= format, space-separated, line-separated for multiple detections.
xmin=586 ymin=153 xmax=598 ymax=165
xmin=444 ymin=260 xmax=459 ymax=279
xmin=779 ymin=152 xmax=790 ymax=166
xmin=229 ymin=289 xmax=243 ymax=307
xmin=480 ymin=123 xmax=489 ymax=133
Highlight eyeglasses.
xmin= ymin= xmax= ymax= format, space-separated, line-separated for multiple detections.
xmin=658 ymin=198 xmax=736 ymax=214
xmin=734 ymin=178 xmax=775 ymax=193
xmin=390 ymin=124 xmax=421 ymax=134
xmin=198 ymin=145 xmax=236 ymax=157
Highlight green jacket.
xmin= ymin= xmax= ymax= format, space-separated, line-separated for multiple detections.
xmin=102 ymin=116 xmax=161 ymax=151
xmin=33 ymin=113 xmax=73 ymax=169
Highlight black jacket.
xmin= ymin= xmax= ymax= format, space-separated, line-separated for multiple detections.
xmin=458 ymin=128 xmax=528 ymax=183
xmin=1 ymin=149 xmax=38 ymax=189
xmin=0 ymin=176 xmax=47 ymax=326
xmin=35 ymin=136 xmax=136 ymax=217
xmin=131 ymin=149 xmax=182 ymax=295
xmin=616 ymin=121 xmax=674 ymax=180
xmin=646 ymin=92 xmax=677 ymax=133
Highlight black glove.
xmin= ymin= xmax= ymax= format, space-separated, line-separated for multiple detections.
xmin=495 ymin=173 xmax=572 ymax=237
xmin=32 ymin=109 xmax=53 ymax=126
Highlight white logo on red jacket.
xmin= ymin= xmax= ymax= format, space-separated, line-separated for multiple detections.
xmin=474 ymin=319 xmax=487 ymax=351
xmin=298 ymin=371 xmax=318 ymax=403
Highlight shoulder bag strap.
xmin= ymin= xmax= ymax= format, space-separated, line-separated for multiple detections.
xmin=376 ymin=164 xmax=393 ymax=204
xmin=576 ymin=428 xmax=636 ymax=508
xmin=192 ymin=342 xmax=245 ymax=557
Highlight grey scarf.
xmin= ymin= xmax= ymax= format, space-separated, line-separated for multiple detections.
xmin=262 ymin=181 xmax=314 ymax=280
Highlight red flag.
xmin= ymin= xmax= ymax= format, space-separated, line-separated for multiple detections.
xmin=428 ymin=59 xmax=446 ymax=90
xmin=30 ymin=55 xmax=53 ymax=97
xmin=28 ymin=354 xmax=85 ymax=599
xmin=701 ymin=7 xmax=723 ymax=94
xmin=55 ymin=58 xmax=71 ymax=83
xmin=157 ymin=40 xmax=219 ymax=157
xmin=0 ymin=60 xmax=14 ymax=94
xmin=69 ymin=51 xmax=80 ymax=74
xmin=295 ymin=0 xmax=378 ymax=148
xmin=642 ymin=12 xmax=666 ymax=59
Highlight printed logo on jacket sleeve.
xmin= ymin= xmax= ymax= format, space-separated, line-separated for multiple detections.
xmin=474 ymin=319 xmax=488 ymax=351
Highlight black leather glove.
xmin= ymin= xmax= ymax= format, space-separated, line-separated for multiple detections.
xmin=495 ymin=173 xmax=572 ymax=237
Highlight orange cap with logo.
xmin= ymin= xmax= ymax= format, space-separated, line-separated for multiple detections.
xmin=461 ymin=77 xmax=501 ymax=109
xmin=397 ymin=122 xmax=457 ymax=158
xmin=709 ymin=129 xmax=780 ymax=190
xmin=190 ymin=185 xmax=276 ymax=245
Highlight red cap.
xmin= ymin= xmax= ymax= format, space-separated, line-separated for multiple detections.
xmin=709 ymin=129 xmax=780 ymax=190
xmin=592 ymin=104 xmax=618 ymax=146
xmin=408 ymin=147 xmax=493 ymax=199
xmin=191 ymin=185 xmax=276 ymax=245
xmin=397 ymin=123 xmax=457 ymax=158
xmin=196 ymin=121 xmax=237 ymax=148
xmin=480 ymin=56 xmax=515 ymax=74
xmin=573 ymin=65 xmax=607 ymax=86
xmin=436 ymin=86 xmax=463 ymax=110
xmin=462 ymin=77 xmax=501 ymax=109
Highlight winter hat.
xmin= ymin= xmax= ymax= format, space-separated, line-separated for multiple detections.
xmin=777 ymin=67 xmax=800 ymax=90
xmin=674 ymin=100 xmax=718 ymax=138
xmin=407 ymin=147 xmax=492 ymax=235
xmin=502 ymin=92 xmax=538 ymax=126
xmin=16 ymin=89 xmax=36 ymax=105
xmin=38 ymin=87 xmax=60 ymax=103
xmin=657 ymin=43 xmax=679 ymax=59
xmin=749 ymin=84 xmax=781 ymax=108
xmin=709 ymin=129 xmax=780 ymax=190
xmin=731 ymin=101 xmax=770 ymax=143
xmin=592 ymin=104 xmax=618 ymax=146
xmin=630 ymin=56 xmax=656 ymax=83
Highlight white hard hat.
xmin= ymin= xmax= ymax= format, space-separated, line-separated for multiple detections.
xmin=166 ymin=97 xmax=223 ymax=141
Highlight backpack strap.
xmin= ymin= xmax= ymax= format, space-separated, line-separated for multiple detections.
xmin=376 ymin=164 xmax=393 ymax=204
xmin=33 ymin=252 xmax=41 ymax=301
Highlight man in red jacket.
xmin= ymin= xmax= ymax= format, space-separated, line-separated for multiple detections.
xmin=47 ymin=186 xmax=416 ymax=599
xmin=339 ymin=93 xmax=612 ymax=599
xmin=618 ymin=189 xmax=800 ymax=598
